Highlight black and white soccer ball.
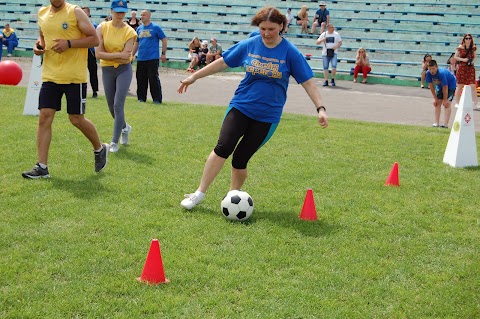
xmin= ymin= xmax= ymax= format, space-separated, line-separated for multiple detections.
xmin=221 ymin=190 xmax=254 ymax=221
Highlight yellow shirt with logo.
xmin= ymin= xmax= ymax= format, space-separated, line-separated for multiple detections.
xmin=38 ymin=3 xmax=88 ymax=83
xmin=100 ymin=21 xmax=137 ymax=68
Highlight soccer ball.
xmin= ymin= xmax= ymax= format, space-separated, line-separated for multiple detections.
xmin=221 ymin=190 xmax=254 ymax=221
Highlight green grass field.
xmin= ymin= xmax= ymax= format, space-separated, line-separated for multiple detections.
xmin=1 ymin=86 xmax=479 ymax=318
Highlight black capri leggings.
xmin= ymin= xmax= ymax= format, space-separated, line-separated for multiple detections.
xmin=214 ymin=107 xmax=278 ymax=169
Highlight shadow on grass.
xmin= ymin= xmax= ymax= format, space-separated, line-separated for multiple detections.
xmin=50 ymin=174 xmax=108 ymax=199
xmin=188 ymin=206 xmax=338 ymax=238
xmin=257 ymin=209 xmax=339 ymax=238
xmin=110 ymin=147 xmax=156 ymax=165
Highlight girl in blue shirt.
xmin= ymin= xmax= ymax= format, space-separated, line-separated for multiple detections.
xmin=177 ymin=6 xmax=328 ymax=210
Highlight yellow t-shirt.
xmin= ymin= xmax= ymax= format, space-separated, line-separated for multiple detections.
xmin=100 ymin=21 xmax=137 ymax=68
xmin=38 ymin=3 xmax=88 ymax=84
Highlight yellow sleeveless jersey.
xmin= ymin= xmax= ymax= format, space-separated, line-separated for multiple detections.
xmin=99 ymin=21 xmax=137 ymax=68
xmin=38 ymin=3 xmax=88 ymax=83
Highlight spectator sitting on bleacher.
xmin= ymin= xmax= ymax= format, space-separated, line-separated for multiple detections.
xmin=206 ymin=38 xmax=222 ymax=65
xmin=2 ymin=24 xmax=18 ymax=58
xmin=446 ymin=53 xmax=457 ymax=75
xmin=425 ymin=60 xmax=456 ymax=128
xmin=198 ymin=40 xmax=209 ymax=68
xmin=353 ymin=48 xmax=371 ymax=84
xmin=310 ymin=1 xmax=329 ymax=35
xmin=296 ymin=5 xmax=309 ymax=34
xmin=420 ymin=54 xmax=432 ymax=88
xmin=187 ymin=37 xmax=201 ymax=72
xmin=284 ymin=8 xmax=293 ymax=33
xmin=454 ymin=34 xmax=478 ymax=108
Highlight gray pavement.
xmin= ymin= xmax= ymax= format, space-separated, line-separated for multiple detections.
xmin=12 ymin=56 xmax=480 ymax=131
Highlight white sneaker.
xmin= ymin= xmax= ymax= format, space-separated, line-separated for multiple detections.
xmin=181 ymin=193 xmax=204 ymax=210
xmin=7 ymin=53 xmax=12 ymax=57
xmin=110 ymin=142 xmax=119 ymax=153
xmin=120 ymin=124 xmax=131 ymax=145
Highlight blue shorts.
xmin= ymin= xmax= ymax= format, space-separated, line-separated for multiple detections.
xmin=323 ymin=54 xmax=338 ymax=70
xmin=39 ymin=82 xmax=87 ymax=114
xmin=435 ymin=88 xmax=456 ymax=102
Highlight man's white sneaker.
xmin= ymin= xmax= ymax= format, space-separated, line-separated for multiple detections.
xmin=181 ymin=193 xmax=204 ymax=210
xmin=110 ymin=142 xmax=119 ymax=153
xmin=120 ymin=124 xmax=131 ymax=145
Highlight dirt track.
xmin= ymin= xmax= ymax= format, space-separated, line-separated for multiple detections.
xmin=11 ymin=56 xmax=480 ymax=131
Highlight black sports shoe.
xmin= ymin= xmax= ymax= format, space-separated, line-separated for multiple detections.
xmin=22 ymin=163 xmax=50 ymax=179
xmin=94 ymin=143 xmax=109 ymax=172
xmin=92 ymin=92 xmax=98 ymax=98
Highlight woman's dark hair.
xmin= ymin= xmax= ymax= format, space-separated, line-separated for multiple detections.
xmin=251 ymin=6 xmax=287 ymax=32
xmin=446 ymin=53 xmax=455 ymax=64
xmin=462 ymin=34 xmax=475 ymax=50
xmin=423 ymin=54 xmax=432 ymax=61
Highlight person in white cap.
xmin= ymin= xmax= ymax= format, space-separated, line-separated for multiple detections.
xmin=310 ymin=1 xmax=329 ymax=35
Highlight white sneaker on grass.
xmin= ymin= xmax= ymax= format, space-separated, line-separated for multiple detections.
xmin=120 ymin=124 xmax=131 ymax=145
xmin=181 ymin=192 xmax=205 ymax=210
xmin=110 ymin=142 xmax=119 ymax=153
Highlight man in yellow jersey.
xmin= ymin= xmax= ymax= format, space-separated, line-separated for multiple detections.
xmin=22 ymin=0 xmax=109 ymax=179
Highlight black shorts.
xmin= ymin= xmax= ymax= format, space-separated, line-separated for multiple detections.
xmin=39 ymin=82 xmax=87 ymax=114
xmin=214 ymin=107 xmax=278 ymax=169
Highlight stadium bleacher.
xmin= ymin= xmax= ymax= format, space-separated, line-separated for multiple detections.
xmin=1 ymin=0 xmax=479 ymax=84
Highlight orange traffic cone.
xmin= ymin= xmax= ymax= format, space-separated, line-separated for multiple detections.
xmin=385 ymin=162 xmax=400 ymax=186
xmin=299 ymin=188 xmax=317 ymax=221
xmin=137 ymin=239 xmax=169 ymax=284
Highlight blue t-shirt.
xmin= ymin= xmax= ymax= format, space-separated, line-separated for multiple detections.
xmin=249 ymin=29 xmax=260 ymax=38
xmin=136 ymin=22 xmax=166 ymax=61
xmin=89 ymin=20 xmax=98 ymax=52
xmin=222 ymin=35 xmax=314 ymax=123
xmin=426 ymin=67 xmax=457 ymax=90
xmin=315 ymin=8 xmax=329 ymax=23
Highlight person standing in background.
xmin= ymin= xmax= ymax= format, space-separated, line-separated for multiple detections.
xmin=454 ymin=34 xmax=477 ymax=107
xmin=95 ymin=0 xmax=137 ymax=153
xmin=82 ymin=6 xmax=99 ymax=98
xmin=22 ymin=0 xmax=108 ymax=178
xmin=316 ymin=24 xmax=342 ymax=87
xmin=132 ymin=9 xmax=167 ymax=104
xmin=426 ymin=60 xmax=456 ymax=128
xmin=126 ymin=10 xmax=141 ymax=31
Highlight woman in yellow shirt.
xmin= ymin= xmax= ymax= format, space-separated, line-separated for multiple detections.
xmin=95 ymin=0 xmax=137 ymax=153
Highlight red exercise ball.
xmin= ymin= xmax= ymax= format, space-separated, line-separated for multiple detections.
xmin=0 ymin=60 xmax=23 ymax=86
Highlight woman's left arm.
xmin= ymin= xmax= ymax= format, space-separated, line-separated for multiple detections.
xmin=301 ymin=78 xmax=328 ymax=128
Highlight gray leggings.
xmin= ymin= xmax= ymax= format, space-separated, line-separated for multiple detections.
xmin=102 ymin=63 xmax=132 ymax=143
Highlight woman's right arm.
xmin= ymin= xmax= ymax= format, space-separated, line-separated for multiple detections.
xmin=454 ymin=46 xmax=468 ymax=63
xmin=178 ymin=58 xmax=229 ymax=93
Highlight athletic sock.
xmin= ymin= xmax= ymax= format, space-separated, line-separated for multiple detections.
xmin=194 ymin=191 xmax=206 ymax=200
